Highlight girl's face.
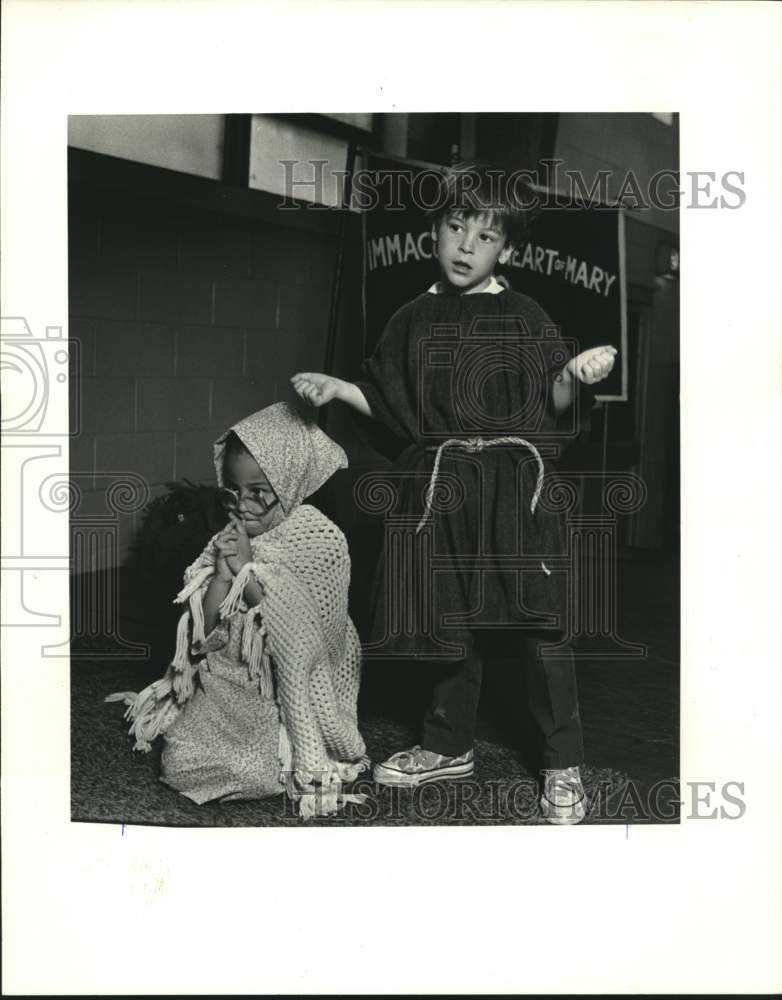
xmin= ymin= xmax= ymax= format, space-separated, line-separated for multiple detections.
xmin=221 ymin=449 xmax=281 ymax=537
xmin=434 ymin=210 xmax=513 ymax=293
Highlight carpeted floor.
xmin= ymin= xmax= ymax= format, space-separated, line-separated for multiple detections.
xmin=73 ymin=659 xmax=640 ymax=828
xmin=71 ymin=548 xmax=680 ymax=827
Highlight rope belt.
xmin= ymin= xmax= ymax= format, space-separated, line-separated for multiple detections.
xmin=416 ymin=436 xmax=545 ymax=534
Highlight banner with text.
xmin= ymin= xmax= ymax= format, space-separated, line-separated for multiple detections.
xmin=362 ymin=155 xmax=627 ymax=400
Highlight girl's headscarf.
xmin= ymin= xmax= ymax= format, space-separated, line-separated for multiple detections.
xmin=213 ymin=402 xmax=347 ymax=517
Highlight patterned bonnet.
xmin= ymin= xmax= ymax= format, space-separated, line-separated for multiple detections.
xmin=213 ymin=401 xmax=347 ymax=516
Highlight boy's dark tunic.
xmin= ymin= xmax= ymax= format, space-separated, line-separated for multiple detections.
xmin=355 ymin=286 xmax=593 ymax=661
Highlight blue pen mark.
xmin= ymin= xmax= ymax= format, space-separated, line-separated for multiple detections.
xmin=625 ymin=824 xmax=629 ymax=840
xmin=121 ymin=823 xmax=126 ymax=837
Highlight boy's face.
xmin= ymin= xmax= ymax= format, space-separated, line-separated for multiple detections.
xmin=222 ymin=449 xmax=281 ymax=537
xmin=433 ymin=210 xmax=514 ymax=293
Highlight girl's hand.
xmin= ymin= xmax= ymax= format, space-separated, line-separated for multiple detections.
xmin=214 ymin=516 xmax=252 ymax=578
xmin=290 ymin=372 xmax=343 ymax=407
xmin=565 ymin=345 xmax=618 ymax=385
xmin=223 ymin=514 xmax=253 ymax=576
xmin=214 ymin=526 xmax=237 ymax=581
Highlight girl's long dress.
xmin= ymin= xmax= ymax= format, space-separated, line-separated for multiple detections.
xmin=354 ymin=287 xmax=593 ymax=661
xmin=160 ymin=615 xmax=283 ymax=803
xmin=110 ymin=404 xmax=368 ymax=817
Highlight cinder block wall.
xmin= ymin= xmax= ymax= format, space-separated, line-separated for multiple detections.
xmin=69 ymin=152 xmax=363 ymax=572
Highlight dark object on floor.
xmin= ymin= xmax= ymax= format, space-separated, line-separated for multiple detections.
xmin=130 ymin=479 xmax=226 ymax=591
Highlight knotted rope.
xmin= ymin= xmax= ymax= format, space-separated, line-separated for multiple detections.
xmin=416 ymin=436 xmax=545 ymax=534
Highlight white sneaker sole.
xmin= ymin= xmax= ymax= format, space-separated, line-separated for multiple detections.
xmin=540 ymin=795 xmax=586 ymax=825
xmin=373 ymin=760 xmax=474 ymax=788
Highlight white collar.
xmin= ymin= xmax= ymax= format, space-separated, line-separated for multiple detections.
xmin=427 ymin=275 xmax=506 ymax=296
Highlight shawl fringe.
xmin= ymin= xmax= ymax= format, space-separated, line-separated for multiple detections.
xmin=104 ymin=665 xmax=180 ymax=752
xmin=295 ymin=768 xmax=369 ymax=819
xmin=276 ymin=713 xmax=369 ymax=818
xmin=108 ymin=513 xmax=367 ymax=819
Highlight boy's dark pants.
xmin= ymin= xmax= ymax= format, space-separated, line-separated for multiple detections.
xmin=421 ymin=633 xmax=584 ymax=769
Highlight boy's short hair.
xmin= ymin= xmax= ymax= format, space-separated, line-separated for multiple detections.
xmin=427 ymin=161 xmax=538 ymax=247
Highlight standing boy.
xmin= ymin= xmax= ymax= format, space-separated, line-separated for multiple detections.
xmin=292 ymin=163 xmax=616 ymax=824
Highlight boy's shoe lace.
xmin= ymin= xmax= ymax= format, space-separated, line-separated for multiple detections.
xmin=540 ymin=765 xmax=586 ymax=825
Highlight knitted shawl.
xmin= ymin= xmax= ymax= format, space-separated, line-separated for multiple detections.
xmin=108 ymin=403 xmax=369 ymax=817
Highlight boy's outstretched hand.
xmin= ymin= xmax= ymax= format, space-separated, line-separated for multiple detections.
xmin=291 ymin=372 xmax=343 ymax=407
xmin=565 ymin=345 xmax=618 ymax=385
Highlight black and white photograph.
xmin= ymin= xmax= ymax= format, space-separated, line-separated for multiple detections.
xmin=66 ymin=112 xmax=681 ymax=828
xmin=2 ymin=1 xmax=780 ymax=995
